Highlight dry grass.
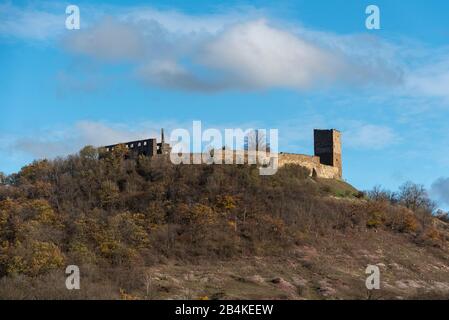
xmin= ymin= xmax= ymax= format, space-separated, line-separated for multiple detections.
xmin=2 ymin=228 xmax=448 ymax=300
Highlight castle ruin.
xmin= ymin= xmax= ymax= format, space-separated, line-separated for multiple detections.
xmin=103 ymin=129 xmax=171 ymax=157
xmin=102 ymin=129 xmax=342 ymax=180
xmin=278 ymin=129 xmax=342 ymax=179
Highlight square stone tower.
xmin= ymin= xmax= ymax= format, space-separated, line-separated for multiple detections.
xmin=314 ymin=129 xmax=342 ymax=178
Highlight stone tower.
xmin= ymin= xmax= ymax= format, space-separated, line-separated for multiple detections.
xmin=314 ymin=129 xmax=342 ymax=178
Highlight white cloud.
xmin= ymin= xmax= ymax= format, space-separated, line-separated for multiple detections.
xmin=63 ymin=17 xmax=145 ymax=61
xmin=0 ymin=3 xmax=64 ymax=40
xmin=136 ymin=60 xmax=224 ymax=92
xmin=343 ymin=124 xmax=399 ymax=150
xmin=132 ymin=19 xmax=404 ymax=92
xmin=199 ymin=20 xmax=346 ymax=90
xmin=2 ymin=2 xmax=448 ymax=98
xmin=405 ymin=55 xmax=449 ymax=100
xmin=120 ymin=6 xmax=259 ymax=34
xmin=56 ymin=6 xmax=405 ymax=92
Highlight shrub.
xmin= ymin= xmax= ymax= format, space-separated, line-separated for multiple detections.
xmin=2 ymin=241 xmax=65 ymax=276
xmin=28 ymin=241 xmax=65 ymax=276
xmin=386 ymin=207 xmax=420 ymax=233
xmin=366 ymin=211 xmax=385 ymax=229
xmin=419 ymin=227 xmax=443 ymax=247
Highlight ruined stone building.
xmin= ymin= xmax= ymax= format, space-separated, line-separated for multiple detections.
xmin=102 ymin=128 xmax=342 ymax=180
xmin=103 ymin=129 xmax=171 ymax=157
xmin=278 ymin=129 xmax=342 ymax=179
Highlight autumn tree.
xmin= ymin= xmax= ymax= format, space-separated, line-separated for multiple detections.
xmin=79 ymin=145 xmax=98 ymax=160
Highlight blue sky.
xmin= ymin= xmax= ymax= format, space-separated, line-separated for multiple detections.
xmin=1 ymin=0 xmax=449 ymax=208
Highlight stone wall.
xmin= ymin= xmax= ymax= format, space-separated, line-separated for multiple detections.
xmin=173 ymin=151 xmax=341 ymax=180
xmin=313 ymin=162 xmax=341 ymax=180
xmin=278 ymin=152 xmax=341 ymax=179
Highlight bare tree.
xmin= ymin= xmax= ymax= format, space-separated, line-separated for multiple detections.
xmin=367 ymin=185 xmax=397 ymax=203
xmin=244 ymin=129 xmax=270 ymax=152
xmin=398 ymin=181 xmax=435 ymax=228
xmin=398 ymin=181 xmax=435 ymax=212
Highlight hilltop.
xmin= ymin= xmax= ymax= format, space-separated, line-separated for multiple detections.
xmin=0 ymin=146 xmax=448 ymax=299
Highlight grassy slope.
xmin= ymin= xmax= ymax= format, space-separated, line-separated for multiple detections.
xmin=315 ymin=178 xmax=360 ymax=198
xmin=136 ymin=227 xmax=449 ymax=300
